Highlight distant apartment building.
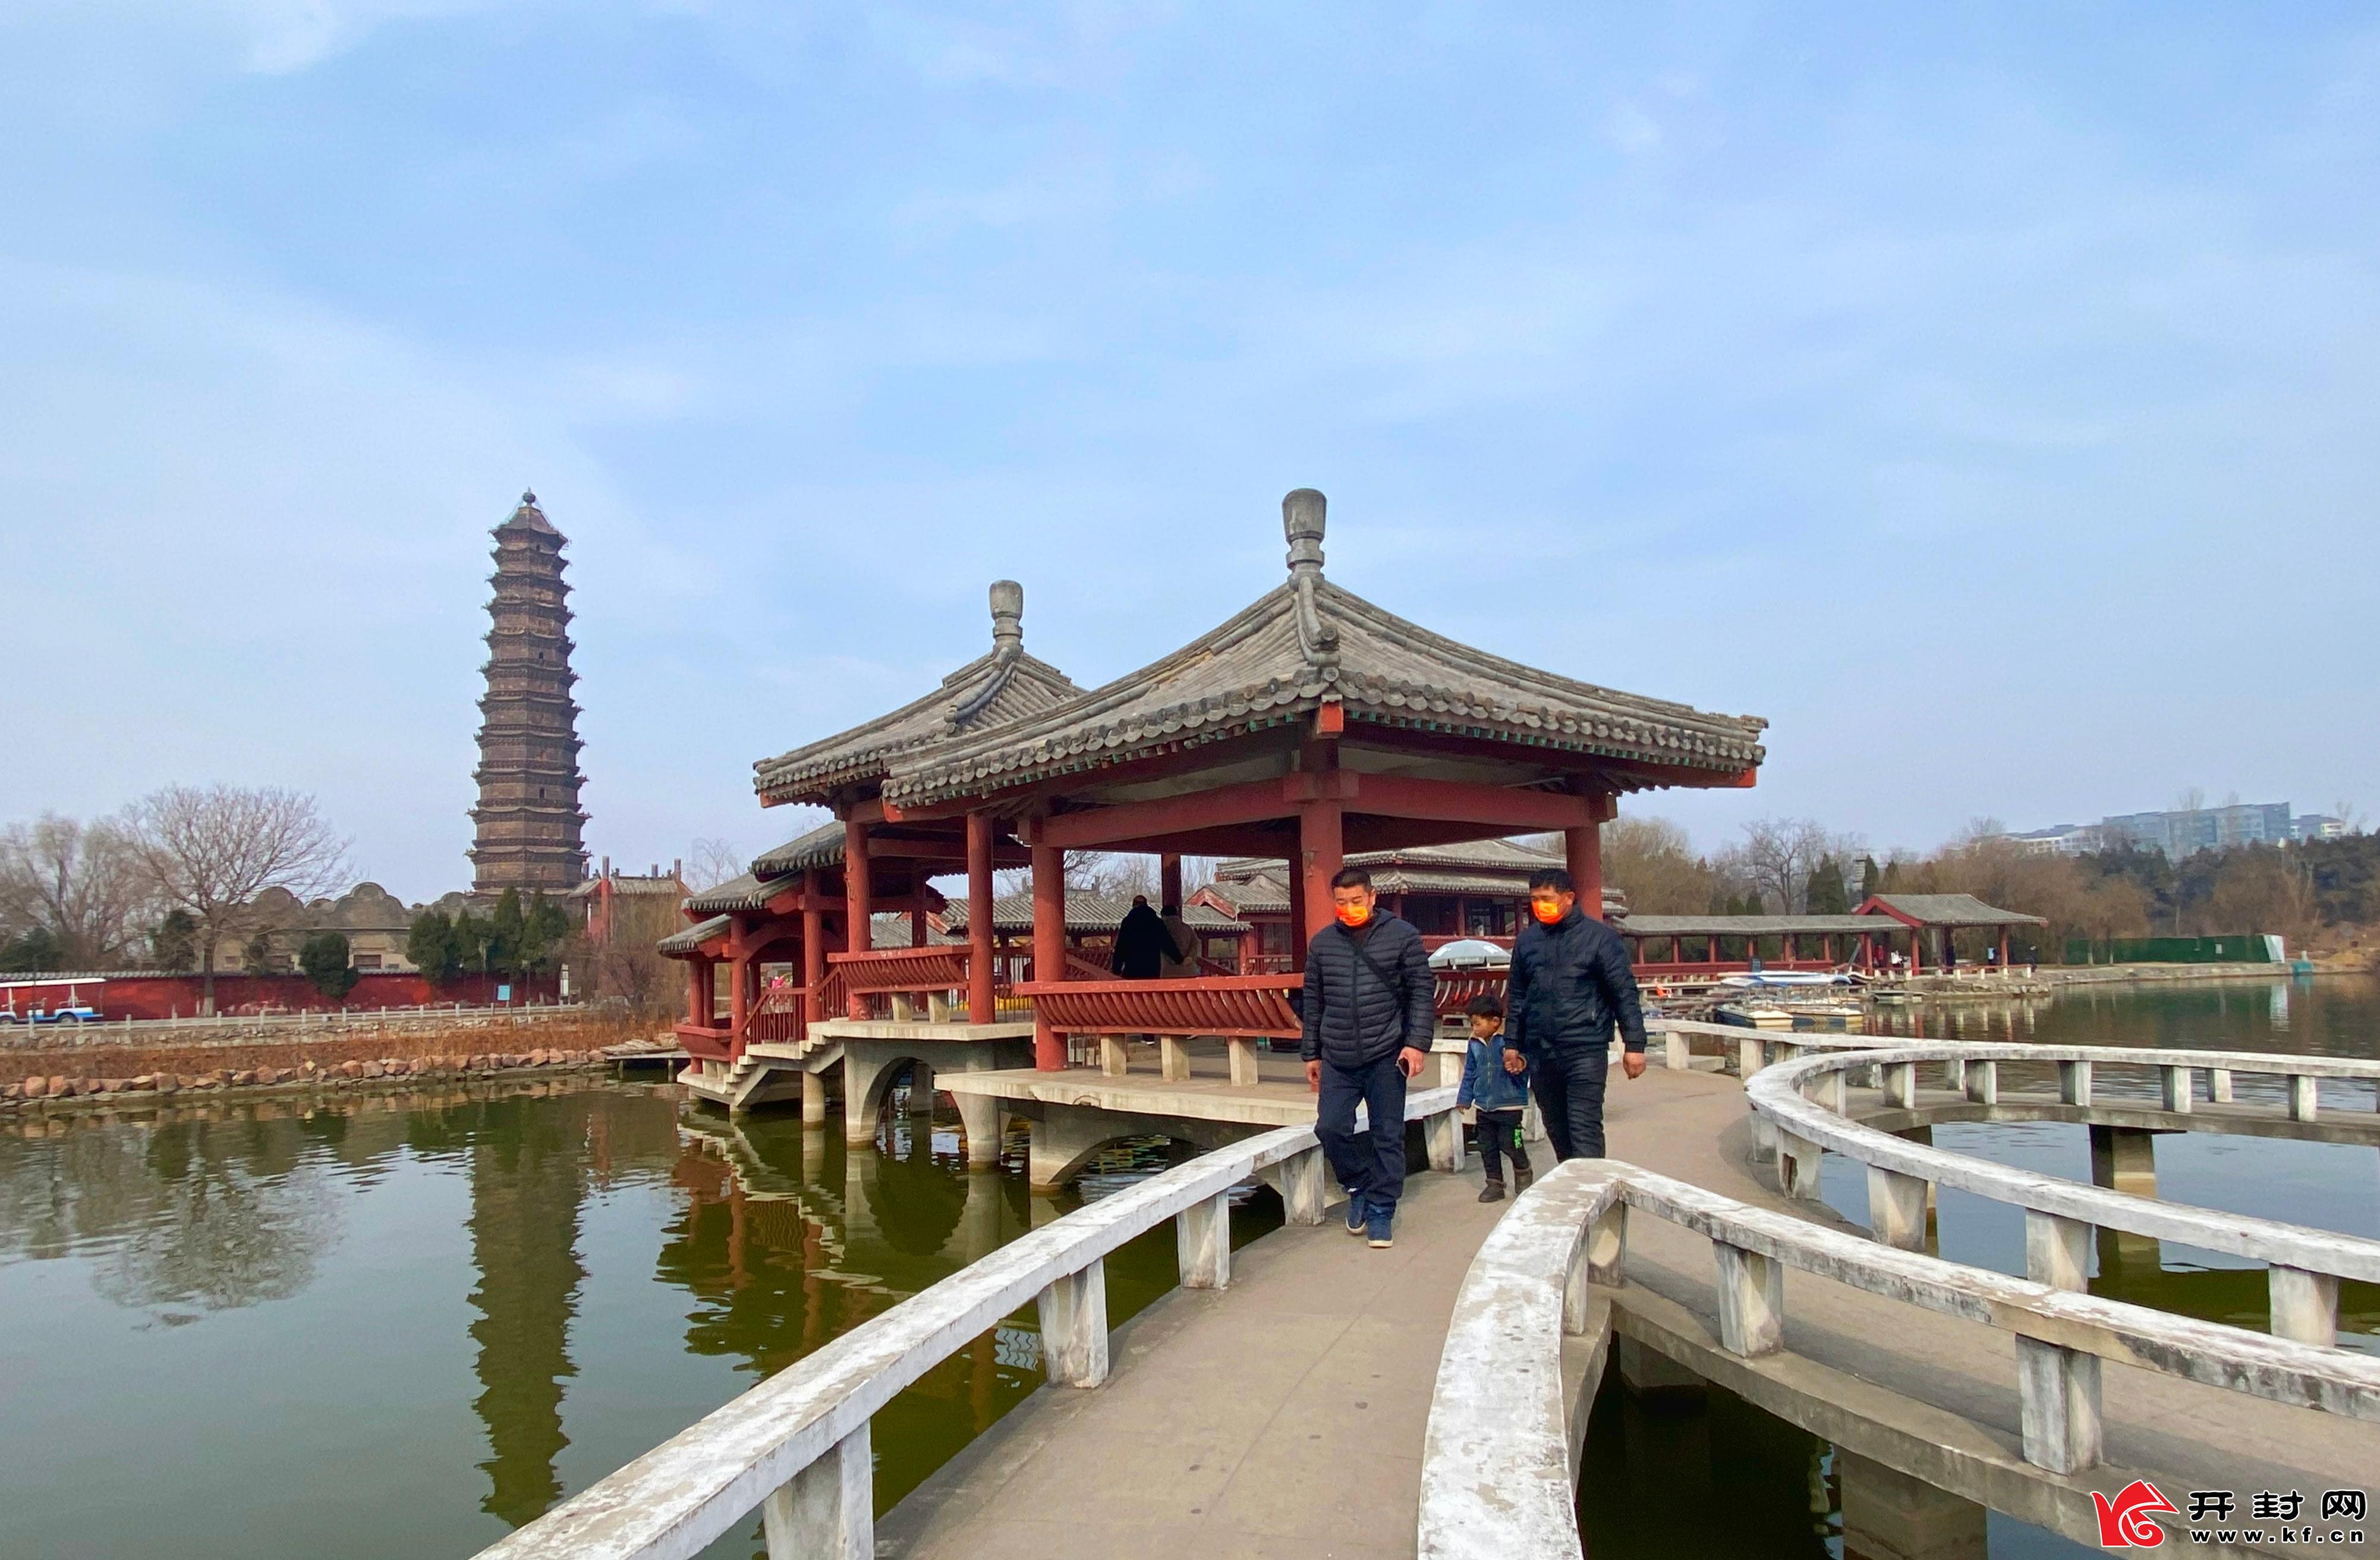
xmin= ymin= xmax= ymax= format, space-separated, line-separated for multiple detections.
xmin=1992 ymin=802 xmax=2346 ymax=860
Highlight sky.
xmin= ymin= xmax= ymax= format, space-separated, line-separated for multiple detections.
xmin=3 ymin=2 xmax=2375 ymax=903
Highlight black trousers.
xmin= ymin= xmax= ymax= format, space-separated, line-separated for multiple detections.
xmin=1532 ymin=1043 xmax=1611 ymax=1161
xmin=1317 ymin=1053 xmax=1409 ymax=1215
xmin=1475 ymin=1107 xmax=1531 ymax=1182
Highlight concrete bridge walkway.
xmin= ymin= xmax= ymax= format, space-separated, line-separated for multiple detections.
xmin=881 ymin=1068 xmax=2376 ymax=1558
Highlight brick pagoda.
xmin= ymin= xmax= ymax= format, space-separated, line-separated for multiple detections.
xmin=468 ymin=490 xmax=589 ymax=895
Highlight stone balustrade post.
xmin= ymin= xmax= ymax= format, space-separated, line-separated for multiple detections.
xmin=1280 ymin=1146 xmax=1327 ymax=1225
xmin=1176 ymin=1191 xmax=1232 ymax=1289
xmin=1884 ymin=1062 xmax=1916 ymax=1111
xmin=2025 ymin=1210 xmax=2091 ymax=1292
xmin=1965 ymin=1058 xmax=1998 ymax=1105
xmin=2209 ymin=1067 xmax=2234 ymax=1103
xmin=2268 ymin=1265 xmax=2340 ymax=1348
xmin=1776 ymin=1133 xmax=1822 ymax=1200
xmin=1037 ymin=1264 xmax=1109 ymax=1387
xmin=2015 ymin=1335 xmax=2102 ymax=1474
xmin=2059 ymin=1059 xmax=2093 ymax=1107
xmin=1737 ymin=1036 xmax=1764 ymax=1080
xmin=1424 ymin=1111 xmax=1463 ymax=1174
xmin=1867 ymin=1166 xmax=1928 ymax=1251
xmin=1587 ymin=1200 xmax=1627 ymax=1288
xmin=1227 ymin=1039 xmax=1260 ymax=1087
xmin=1664 ymin=1031 xmax=1690 ymax=1071
xmin=761 ymin=1422 xmax=871 ymax=1560
xmin=2288 ymin=1075 xmax=2319 ymax=1122
xmin=2161 ymin=1065 xmax=2193 ymax=1115
xmin=1713 ymin=1241 xmax=1784 ymax=1358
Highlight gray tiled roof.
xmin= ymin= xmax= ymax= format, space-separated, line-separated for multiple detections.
xmin=1862 ymin=894 xmax=2048 ymax=928
xmin=753 ymin=583 xmax=1078 ymax=804
xmin=940 ymin=893 xmax=1246 ymax=936
xmin=883 ymin=556 xmax=1765 ymax=812
xmin=684 ymin=871 xmax=801 ymax=914
xmin=657 ymin=913 xmax=732 ymax=954
xmin=751 ymin=822 xmax=848 ymax=878
xmin=1616 ymin=914 xmax=1891 ymax=936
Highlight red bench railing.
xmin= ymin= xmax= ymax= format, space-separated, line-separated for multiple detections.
xmin=1014 ymin=975 xmax=1302 ymax=1039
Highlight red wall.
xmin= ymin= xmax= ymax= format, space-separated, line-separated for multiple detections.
xmin=3 ymin=971 xmax=561 ymax=1021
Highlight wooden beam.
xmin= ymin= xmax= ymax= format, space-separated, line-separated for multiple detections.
xmin=1026 ymin=776 xmax=1300 ymax=849
xmin=1343 ymin=772 xmax=1598 ymax=831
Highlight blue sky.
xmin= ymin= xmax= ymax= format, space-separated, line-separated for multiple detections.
xmin=4 ymin=2 xmax=2375 ymax=902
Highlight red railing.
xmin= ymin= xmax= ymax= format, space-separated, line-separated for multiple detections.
xmin=1431 ymin=970 xmax=1509 ymax=1018
xmin=748 ymin=986 xmax=805 ymax=1045
xmin=827 ymin=945 xmax=972 ymax=994
xmin=675 ymin=1021 xmax=732 ymax=1062
xmin=1015 ymin=975 xmax=1302 ymax=1040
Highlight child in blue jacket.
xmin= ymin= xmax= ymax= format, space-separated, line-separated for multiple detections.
xmin=1456 ymin=993 xmax=1533 ymax=1203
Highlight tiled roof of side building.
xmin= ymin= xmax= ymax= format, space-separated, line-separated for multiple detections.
xmin=1861 ymin=894 xmax=2050 ymax=928
xmin=883 ymin=492 xmax=1765 ymax=812
xmin=753 ymin=581 xmax=1078 ymax=806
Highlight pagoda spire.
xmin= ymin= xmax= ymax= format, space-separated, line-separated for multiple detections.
xmin=467 ymin=489 xmax=589 ymax=895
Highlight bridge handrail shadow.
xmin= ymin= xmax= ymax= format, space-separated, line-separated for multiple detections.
xmin=471 ymin=1084 xmax=1468 ymax=1560
xmin=1417 ymin=1158 xmax=2380 ymax=1560
xmin=1748 ymin=1041 xmax=2380 ymax=1345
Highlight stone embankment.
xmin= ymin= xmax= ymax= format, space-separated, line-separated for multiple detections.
xmin=0 ymin=1029 xmax=641 ymax=1116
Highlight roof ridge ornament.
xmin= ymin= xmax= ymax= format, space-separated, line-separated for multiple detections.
xmin=1283 ymin=489 xmax=1340 ymax=671
xmin=950 ymin=580 xmax=1027 ymax=727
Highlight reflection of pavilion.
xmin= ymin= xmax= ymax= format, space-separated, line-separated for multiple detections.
xmin=662 ymin=490 xmax=1768 ymax=1186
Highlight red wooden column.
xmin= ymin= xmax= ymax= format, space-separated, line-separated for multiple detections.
xmin=966 ymin=811 xmax=996 ymax=1025
xmin=1160 ymin=853 xmax=1183 ymax=908
xmin=687 ymin=957 xmax=713 ymax=1027
xmin=1564 ymin=823 xmax=1604 ymax=920
xmin=1286 ymin=870 xmax=1308 ymax=972
xmin=842 ymin=819 xmax=871 ymax=1018
xmin=728 ymin=933 xmax=751 ymax=1059
xmin=1298 ymin=800 xmax=1343 ymax=944
xmin=1030 ymin=840 xmax=1065 ymax=1069
xmin=802 ymin=904 xmax=825 ymax=1030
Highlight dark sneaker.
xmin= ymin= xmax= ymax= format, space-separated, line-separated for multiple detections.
xmin=1367 ymin=1210 xmax=1394 ymax=1248
xmin=1477 ymin=1181 xmax=1506 ymax=1204
xmin=1513 ymin=1165 xmax=1534 ymax=1194
xmin=1343 ymin=1193 xmax=1368 ymax=1235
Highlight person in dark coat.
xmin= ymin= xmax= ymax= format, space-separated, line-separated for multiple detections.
xmin=1299 ymin=866 xmax=1435 ymax=1248
xmin=1110 ymin=895 xmax=1178 ymax=980
xmin=1506 ymin=866 xmax=1647 ymax=1161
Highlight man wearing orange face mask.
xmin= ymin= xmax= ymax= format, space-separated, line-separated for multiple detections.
xmin=1299 ymin=867 xmax=1435 ymax=1248
xmin=1506 ymin=866 xmax=1648 ymax=1162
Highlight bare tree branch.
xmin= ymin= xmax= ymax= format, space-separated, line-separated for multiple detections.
xmin=121 ymin=785 xmax=348 ymax=1012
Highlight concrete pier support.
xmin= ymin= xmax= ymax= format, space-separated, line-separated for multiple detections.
xmin=954 ymin=1092 xmax=1006 ymax=1169
xmin=2088 ymin=1125 xmax=2159 ymax=1267
xmin=1838 ymin=1449 xmax=1988 ymax=1560
xmin=801 ymin=1070 xmax=827 ymax=1125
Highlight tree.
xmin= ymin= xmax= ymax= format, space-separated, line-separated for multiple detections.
xmin=2205 ymin=848 xmax=2316 ymax=945
xmin=298 ymin=932 xmax=358 ymax=1002
xmin=0 ymin=813 xmax=152 ymax=969
xmin=1734 ymin=817 xmax=1862 ymax=913
xmin=689 ymin=837 xmax=748 ymax=893
xmin=152 ymin=910 xmax=198 ymax=972
xmin=1858 ymin=856 xmax=1881 ymax=904
xmin=122 ymin=785 xmax=348 ymax=1014
xmin=407 ymin=910 xmax=466 ymax=985
xmin=1600 ymin=817 xmax=1718 ymax=914
xmin=484 ymin=888 xmax=525 ymax=974
xmin=242 ymin=927 xmax=278 ymax=974
xmin=1 ymin=926 xmax=64 ymax=973
xmin=520 ymin=893 xmax=571 ymax=972
xmin=1806 ymin=853 xmax=1851 ymax=914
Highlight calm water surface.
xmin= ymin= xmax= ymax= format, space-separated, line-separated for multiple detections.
xmin=2 ymin=979 xmax=2369 ymax=1558
xmin=0 ymin=1075 xmax=1255 ymax=1559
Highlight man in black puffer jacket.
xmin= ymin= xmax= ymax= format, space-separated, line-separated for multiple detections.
xmin=1300 ymin=866 xmax=1435 ymax=1248
xmin=1506 ymin=866 xmax=1647 ymax=1160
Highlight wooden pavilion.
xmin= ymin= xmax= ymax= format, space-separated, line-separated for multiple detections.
xmin=1855 ymin=893 xmax=2050 ymax=973
xmin=858 ymin=489 xmax=1768 ymax=1070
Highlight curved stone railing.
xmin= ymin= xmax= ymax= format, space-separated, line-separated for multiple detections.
xmin=473 ymin=1119 xmax=1339 ymax=1560
xmin=1746 ymin=1042 xmax=2380 ymax=1348
xmin=1418 ymin=1158 xmax=2380 ymax=1560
